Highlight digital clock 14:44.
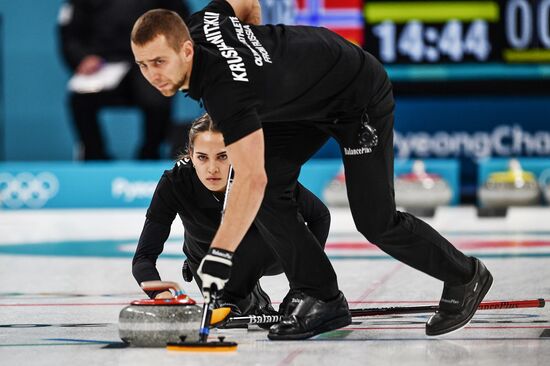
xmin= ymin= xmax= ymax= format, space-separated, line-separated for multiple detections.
xmin=372 ymin=20 xmax=491 ymax=63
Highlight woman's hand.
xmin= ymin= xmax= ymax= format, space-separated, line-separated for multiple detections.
xmin=154 ymin=291 xmax=173 ymax=299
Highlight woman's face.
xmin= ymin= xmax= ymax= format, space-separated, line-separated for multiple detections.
xmin=190 ymin=131 xmax=229 ymax=193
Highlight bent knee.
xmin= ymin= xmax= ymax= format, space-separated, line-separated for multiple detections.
xmin=355 ymin=210 xmax=414 ymax=244
xmin=354 ymin=212 xmax=401 ymax=244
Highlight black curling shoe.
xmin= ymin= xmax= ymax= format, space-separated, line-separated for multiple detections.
xmin=216 ymin=281 xmax=278 ymax=329
xmin=246 ymin=282 xmax=279 ymax=329
xmin=268 ymin=291 xmax=351 ymax=340
xmin=278 ymin=289 xmax=302 ymax=316
xmin=426 ymin=258 xmax=493 ymax=336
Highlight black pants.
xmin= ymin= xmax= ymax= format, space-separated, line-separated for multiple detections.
xmin=255 ymin=60 xmax=474 ymax=301
xmin=185 ymin=226 xmax=278 ymax=306
xmin=184 ymin=186 xmax=330 ymax=305
xmin=69 ymin=67 xmax=172 ymax=160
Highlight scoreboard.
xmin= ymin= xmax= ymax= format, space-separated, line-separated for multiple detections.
xmin=363 ymin=0 xmax=550 ymax=91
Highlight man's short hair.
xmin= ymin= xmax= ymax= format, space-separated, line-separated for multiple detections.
xmin=131 ymin=9 xmax=192 ymax=51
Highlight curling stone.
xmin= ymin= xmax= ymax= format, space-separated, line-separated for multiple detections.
xmin=543 ymin=184 xmax=550 ymax=204
xmin=537 ymin=168 xmax=550 ymax=205
xmin=394 ymin=160 xmax=452 ymax=210
xmin=478 ymin=159 xmax=540 ymax=208
xmin=119 ymin=281 xmax=202 ymax=347
xmin=545 ymin=184 xmax=550 ymax=205
xmin=323 ymin=167 xmax=348 ymax=207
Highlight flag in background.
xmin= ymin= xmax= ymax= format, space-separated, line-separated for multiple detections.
xmin=260 ymin=0 xmax=295 ymax=25
xmin=295 ymin=0 xmax=364 ymax=46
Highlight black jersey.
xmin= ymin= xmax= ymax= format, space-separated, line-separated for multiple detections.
xmin=185 ymin=0 xmax=380 ymax=145
xmin=132 ymin=159 xmax=330 ymax=298
xmin=59 ymin=0 xmax=190 ymax=70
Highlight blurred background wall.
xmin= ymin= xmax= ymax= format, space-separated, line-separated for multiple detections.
xmin=0 ymin=0 xmax=207 ymax=161
xmin=1 ymin=0 xmax=549 ymax=202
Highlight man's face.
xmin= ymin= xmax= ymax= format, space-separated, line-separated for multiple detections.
xmin=132 ymin=35 xmax=192 ymax=96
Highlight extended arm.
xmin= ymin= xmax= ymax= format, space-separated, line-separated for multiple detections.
xmin=211 ymin=128 xmax=266 ymax=251
xmin=132 ymin=219 xmax=172 ymax=299
xmin=227 ymin=0 xmax=262 ymax=25
xmin=196 ymin=129 xmax=266 ymax=301
xmin=132 ymin=174 xmax=179 ymax=299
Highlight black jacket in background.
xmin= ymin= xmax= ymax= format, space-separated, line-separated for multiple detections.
xmin=58 ymin=0 xmax=190 ymax=70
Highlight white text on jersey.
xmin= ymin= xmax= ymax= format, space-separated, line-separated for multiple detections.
xmin=204 ymin=12 xmax=249 ymax=82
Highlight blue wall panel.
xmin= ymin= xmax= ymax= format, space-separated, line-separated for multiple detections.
xmin=0 ymin=0 xmax=206 ymax=161
xmin=0 ymin=0 xmax=549 ymax=203
xmin=0 ymin=159 xmax=460 ymax=209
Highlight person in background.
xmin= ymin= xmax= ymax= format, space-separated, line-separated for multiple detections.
xmin=57 ymin=0 xmax=190 ymax=160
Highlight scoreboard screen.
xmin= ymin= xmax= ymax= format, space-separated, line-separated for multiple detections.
xmin=363 ymin=0 xmax=550 ymax=92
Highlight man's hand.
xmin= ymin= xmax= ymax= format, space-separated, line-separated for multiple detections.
xmin=197 ymin=248 xmax=234 ymax=303
xmin=227 ymin=0 xmax=262 ymax=25
xmin=76 ymin=55 xmax=104 ymax=75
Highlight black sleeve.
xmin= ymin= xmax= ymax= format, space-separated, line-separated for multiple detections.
xmin=132 ymin=218 xmax=172 ymax=299
xmin=133 ymin=172 xmax=179 ymax=298
xmin=203 ymin=80 xmax=262 ymax=146
xmin=295 ymin=182 xmax=330 ymax=249
xmin=146 ymin=174 xmax=179 ymax=225
xmin=57 ymin=0 xmax=93 ymax=70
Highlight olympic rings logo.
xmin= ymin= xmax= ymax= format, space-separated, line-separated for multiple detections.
xmin=0 ymin=172 xmax=59 ymax=209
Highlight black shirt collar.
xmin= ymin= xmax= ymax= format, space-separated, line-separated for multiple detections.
xmin=186 ymin=45 xmax=204 ymax=101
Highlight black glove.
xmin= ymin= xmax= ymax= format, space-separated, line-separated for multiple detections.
xmin=197 ymin=247 xmax=233 ymax=303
